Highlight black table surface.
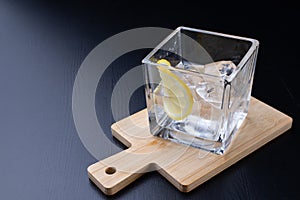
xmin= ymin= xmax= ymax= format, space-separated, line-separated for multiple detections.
xmin=1 ymin=0 xmax=299 ymax=199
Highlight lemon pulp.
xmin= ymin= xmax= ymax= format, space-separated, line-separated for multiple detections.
xmin=156 ymin=59 xmax=193 ymax=121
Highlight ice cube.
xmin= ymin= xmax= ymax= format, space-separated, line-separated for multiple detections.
xmin=175 ymin=61 xmax=185 ymax=69
xmin=204 ymin=61 xmax=237 ymax=77
xmin=195 ymin=79 xmax=223 ymax=108
xmin=182 ymin=73 xmax=205 ymax=89
xmin=186 ymin=63 xmax=205 ymax=73
xmin=175 ymin=61 xmax=205 ymax=73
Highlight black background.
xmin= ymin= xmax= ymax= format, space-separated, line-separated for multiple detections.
xmin=0 ymin=0 xmax=299 ymax=199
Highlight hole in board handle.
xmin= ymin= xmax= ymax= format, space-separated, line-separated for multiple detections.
xmin=105 ymin=167 xmax=116 ymax=175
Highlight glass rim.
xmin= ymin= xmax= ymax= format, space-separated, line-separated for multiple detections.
xmin=142 ymin=26 xmax=259 ymax=81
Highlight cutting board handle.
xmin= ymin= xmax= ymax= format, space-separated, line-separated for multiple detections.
xmin=87 ymin=149 xmax=150 ymax=195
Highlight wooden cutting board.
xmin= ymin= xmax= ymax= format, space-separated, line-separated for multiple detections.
xmin=88 ymin=97 xmax=292 ymax=195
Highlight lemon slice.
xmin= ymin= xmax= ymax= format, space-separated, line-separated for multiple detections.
xmin=156 ymin=59 xmax=193 ymax=120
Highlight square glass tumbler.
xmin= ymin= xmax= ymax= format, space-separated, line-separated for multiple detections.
xmin=142 ymin=26 xmax=259 ymax=154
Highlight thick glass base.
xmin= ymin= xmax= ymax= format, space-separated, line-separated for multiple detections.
xmin=149 ymin=111 xmax=247 ymax=155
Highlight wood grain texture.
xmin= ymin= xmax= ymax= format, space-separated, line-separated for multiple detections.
xmin=88 ymin=97 xmax=292 ymax=195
